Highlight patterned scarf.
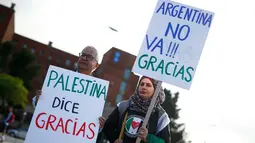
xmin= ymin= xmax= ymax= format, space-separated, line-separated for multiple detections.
xmin=129 ymin=77 xmax=165 ymax=114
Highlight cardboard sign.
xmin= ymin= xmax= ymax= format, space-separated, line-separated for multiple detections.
xmin=25 ymin=65 xmax=109 ymax=143
xmin=132 ymin=0 xmax=215 ymax=89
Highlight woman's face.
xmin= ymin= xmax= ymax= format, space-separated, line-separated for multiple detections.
xmin=138 ymin=78 xmax=155 ymax=100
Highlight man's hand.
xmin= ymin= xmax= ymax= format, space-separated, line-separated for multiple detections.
xmin=138 ymin=127 xmax=148 ymax=142
xmin=35 ymin=90 xmax=42 ymax=104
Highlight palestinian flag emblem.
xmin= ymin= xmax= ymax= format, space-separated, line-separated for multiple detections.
xmin=125 ymin=115 xmax=144 ymax=138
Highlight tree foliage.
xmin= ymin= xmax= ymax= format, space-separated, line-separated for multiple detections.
xmin=9 ymin=48 xmax=41 ymax=89
xmin=162 ymin=88 xmax=189 ymax=143
xmin=0 ymin=41 xmax=14 ymax=73
xmin=0 ymin=74 xmax=28 ymax=108
xmin=0 ymin=41 xmax=40 ymax=90
xmin=0 ymin=41 xmax=40 ymax=108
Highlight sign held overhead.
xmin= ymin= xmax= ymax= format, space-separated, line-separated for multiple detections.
xmin=132 ymin=0 xmax=215 ymax=90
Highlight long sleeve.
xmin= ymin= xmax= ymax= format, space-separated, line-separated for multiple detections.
xmin=146 ymin=134 xmax=165 ymax=143
xmin=4 ymin=112 xmax=12 ymax=123
xmin=147 ymin=124 xmax=170 ymax=143
xmin=102 ymin=107 xmax=120 ymax=143
xmin=32 ymin=96 xmax=37 ymax=108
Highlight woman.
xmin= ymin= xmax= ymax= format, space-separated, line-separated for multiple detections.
xmin=102 ymin=76 xmax=170 ymax=143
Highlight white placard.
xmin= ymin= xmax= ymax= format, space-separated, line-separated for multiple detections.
xmin=132 ymin=0 xmax=214 ymax=89
xmin=25 ymin=65 xmax=109 ymax=143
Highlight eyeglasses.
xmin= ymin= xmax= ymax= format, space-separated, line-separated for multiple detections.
xmin=79 ymin=53 xmax=96 ymax=61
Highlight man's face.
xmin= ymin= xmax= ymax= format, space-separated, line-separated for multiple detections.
xmin=78 ymin=46 xmax=98 ymax=73
xmin=9 ymin=107 xmax=13 ymax=112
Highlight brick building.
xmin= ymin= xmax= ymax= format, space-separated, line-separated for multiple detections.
xmin=0 ymin=3 xmax=15 ymax=43
xmin=95 ymin=48 xmax=139 ymax=116
xmin=0 ymin=3 xmax=139 ymax=116
xmin=12 ymin=35 xmax=78 ymax=103
xmin=0 ymin=3 xmax=78 ymax=105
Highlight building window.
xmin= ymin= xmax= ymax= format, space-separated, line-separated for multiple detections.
xmin=119 ymin=81 xmax=127 ymax=93
xmin=116 ymin=93 xmax=124 ymax=105
xmin=48 ymin=56 xmax=52 ymax=60
xmin=31 ymin=47 xmax=36 ymax=54
xmin=74 ymin=62 xmax=78 ymax=69
xmin=113 ymin=51 xmax=120 ymax=63
xmin=23 ymin=44 xmax=28 ymax=48
xmin=39 ymin=50 xmax=44 ymax=56
xmin=124 ymin=68 xmax=131 ymax=80
xmin=66 ymin=60 xmax=71 ymax=66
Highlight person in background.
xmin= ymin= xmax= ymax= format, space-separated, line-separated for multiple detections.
xmin=0 ymin=106 xmax=15 ymax=142
xmin=102 ymin=76 xmax=171 ymax=143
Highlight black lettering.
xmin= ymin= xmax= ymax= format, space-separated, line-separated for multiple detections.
xmin=52 ymin=97 xmax=61 ymax=108
xmin=72 ymin=103 xmax=79 ymax=114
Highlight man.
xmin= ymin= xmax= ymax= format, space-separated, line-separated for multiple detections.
xmin=32 ymin=46 xmax=105 ymax=141
xmin=32 ymin=45 xmax=99 ymax=106
xmin=0 ymin=106 xmax=15 ymax=141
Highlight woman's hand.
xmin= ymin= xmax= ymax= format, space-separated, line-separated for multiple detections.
xmin=138 ymin=127 xmax=148 ymax=142
xmin=114 ymin=139 xmax=123 ymax=143
xmin=99 ymin=117 xmax=105 ymax=128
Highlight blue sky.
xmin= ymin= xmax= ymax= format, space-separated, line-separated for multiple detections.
xmin=1 ymin=0 xmax=255 ymax=142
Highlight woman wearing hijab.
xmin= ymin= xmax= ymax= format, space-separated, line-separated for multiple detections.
xmin=102 ymin=76 xmax=170 ymax=143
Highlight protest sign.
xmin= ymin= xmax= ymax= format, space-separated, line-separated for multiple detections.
xmin=133 ymin=0 xmax=215 ymax=142
xmin=132 ymin=0 xmax=215 ymax=90
xmin=25 ymin=65 xmax=109 ymax=143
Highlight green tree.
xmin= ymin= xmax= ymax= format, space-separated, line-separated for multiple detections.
xmin=162 ymin=89 xmax=189 ymax=143
xmin=9 ymin=48 xmax=41 ymax=89
xmin=0 ymin=41 xmax=40 ymax=90
xmin=0 ymin=74 xmax=28 ymax=108
xmin=0 ymin=41 xmax=14 ymax=73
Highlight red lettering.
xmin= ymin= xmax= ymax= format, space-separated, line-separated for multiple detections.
xmin=72 ymin=118 xmax=78 ymax=135
xmin=87 ymin=123 xmax=96 ymax=139
xmin=46 ymin=114 xmax=57 ymax=131
xmin=65 ymin=119 xmax=73 ymax=134
xmin=35 ymin=113 xmax=95 ymax=140
xmin=35 ymin=112 xmax=46 ymax=128
xmin=76 ymin=122 xmax=86 ymax=137
xmin=55 ymin=118 xmax=65 ymax=133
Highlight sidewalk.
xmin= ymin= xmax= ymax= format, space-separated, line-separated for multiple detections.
xmin=1 ymin=135 xmax=24 ymax=143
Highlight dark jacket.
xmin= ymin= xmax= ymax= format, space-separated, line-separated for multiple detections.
xmin=102 ymin=100 xmax=171 ymax=143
